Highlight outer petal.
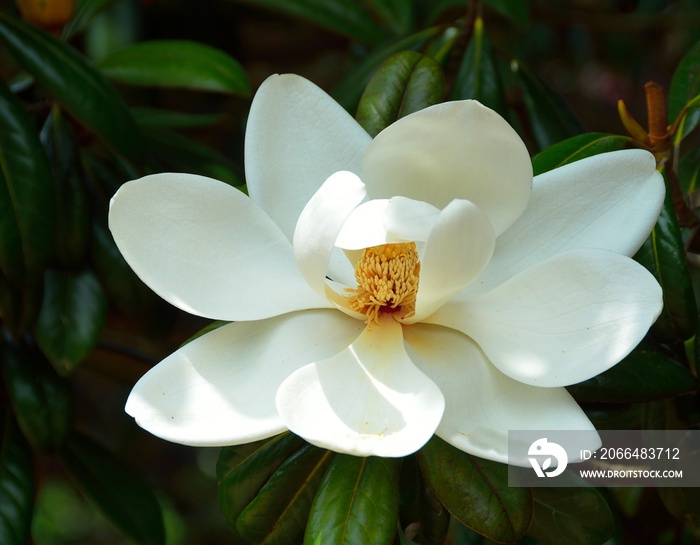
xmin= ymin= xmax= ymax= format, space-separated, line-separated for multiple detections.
xmin=276 ymin=317 xmax=445 ymax=457
xmin=125 ymin=309 xmax=364 ymax=446
xmin=403 ymin=324 xmax=599 ymax=466
xmin=362 ymin=100 xmax=532 ymax=236
xmin=462 ymin=149 xmax=664 ymax=298
xmin=426 ymin=249 xmax=663 ymax=387
xmin=245 ymin=74 xmax=372 ymax=240
xmin=109 ymin=173 xmax=330 ymax=321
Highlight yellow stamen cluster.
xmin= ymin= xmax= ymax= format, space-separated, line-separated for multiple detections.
xmin=346 ymin=242 xmax=420 ymax=324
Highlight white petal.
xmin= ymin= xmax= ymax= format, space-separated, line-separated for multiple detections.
xmin=407 ymin=200 xmax=495 ymax=323
xmin=426 ymin=249 xmax=663 ymax=387
xmin=384 ymin=197 xmax=441 ymax=242
xmin=403 ymin=324 xmax=599 ymax=466
xmin=245 ymin=74 xmax=372 ymax=240
xmin=335 ymin=199 xmax=391 ymax=250
xmin=125 ymin=309 xmax=364 ymax=446
xmin=463 ymin=149 xmax=664 ymax=298
xmin=294 ymin=171 xmax=366 ymax=295
xmin=276 ymin=317 xmax=445 ymax=457
xmin=109 ymin=173 xmax=329 ymax=321
xmin=363 ymin=100 xmax=532 ymax=236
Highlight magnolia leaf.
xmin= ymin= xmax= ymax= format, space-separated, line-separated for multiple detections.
xmin=483 ymin=0 xmax=531 ymax=26
xmin=131 ymin=107 xmax=223 ymax=129
xmin=532 ymin=132 xmax=633 ymax=176
xmin=356 ymin=50 xmax=444 ymax=137
xmin=0 ymin=272 xmax=42 ymax=337
xmin=98 ymin=40 xmax=250 ymax=95
xmin=305 ymin=455 xmax=400 ymax=545
xmin=679 ymin=146 xmax=700 ymax=194
xmin=62 ymin=0 xmax=115 ymax=38
xmin=417 ymin=437 xmax=532 ymax=544
xmin=669 ymin=40 xmax=700 ymax=140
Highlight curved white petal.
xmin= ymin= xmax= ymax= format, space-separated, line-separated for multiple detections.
xmin=276 ymin=317 xmax=445 ymax=457
xmin=403 ymin=324 xmax=599 ymax=466
xmin=294 ymin=171 xmax=366 ymax=296
xmin=245 ymin=74 xmax=372 ymax=240
xmin=384 ymin=197 xmax=441 ymax=242
xmin=109 ymin=173 xmax=329 ymax=321
xmin=426 ymin=249 xmax=663 ymax=387
xmin=125 ymin=309 xmax=364 ymax=446
xmin=335 ymin=199 xmax=391 ymax=250
xmin=362 ymin=100 xmax=532 ymax=236
xmin=462 ymin=149 xmax=664 ymax=298
xmin=407 ymin=199 xmax=495 ymax=323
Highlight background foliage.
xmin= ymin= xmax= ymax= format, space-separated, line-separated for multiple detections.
xmin=0 ymin=0 xmax=699 ymax=544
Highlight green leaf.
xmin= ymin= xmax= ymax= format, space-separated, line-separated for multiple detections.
xmin=356 ymin=50 xmax=444 ymax=137
xmin=511 ymin=59 xmax=584 ymax=150
xmin=0 ymin=11 xmax=143 ymax=160
xmin=98 ymin=40 xmax=250 ymax=95
xmin=451 ymin=17 xmax=507 ymax=116
xmin=669 ymin=40 xmax=700 ymax=140
xmin=532 ymin=132 xmax=634 ymax=176
xmin=33 ymin=269 xmax=108 ymax=375
xmin=417 ymin=437 xmax=532 ymax=544
xmin=678 ymin=146 xmax=700 ymax=194
xmin=567 ymin=345 xmax=698 ymax=403
xmin=59 ymin=433 xmax=165 ymax=545
xmin=483 ymin=0 xmax=531 ymax=26
xmin=0 ymin=407 xmax=35 ymax=545
xmin=0 ymin=272 xmax=42 ymax=337
xmin=63 ymin=0 xmax=118 ymax=39
xmin=226 ymin=0 xmax=387 ymax=44
xmin=218 ymin=433 xmax=307 ymax=529
xmin=634 ymin=188 xmax=697 ymax=343
xmin=528 ymin=487 xmax=614 ymax=545
xmin=1 ymin=343 xmax=72 ymax=452
xmin=305 ymin=455 xmax=400 ymax=545
xmin=364 ymin=0 xmax=414 ymax=36
xmin=131 ymin=107 xmax=223 ymax=129
xmin=236 ymin=444 xmax=334 ymax=545
xmin=0 ymin=80 xmax=54 ymax=287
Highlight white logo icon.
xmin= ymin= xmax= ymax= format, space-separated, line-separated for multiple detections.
xmin=528 ymin=438 xmax=568 ymax=478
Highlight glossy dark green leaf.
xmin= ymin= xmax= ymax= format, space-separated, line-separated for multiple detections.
xmin=634 ymin=188 xmax=697 ymax=343
xmin=98 ymin=40 xmax=250 ymax=95
xmin=62 ymin=0 xmax=116 ymax=38
xmin=451 ymin=17 xmax=507 ymax=116
xmin=227 ymin=0 xmax=386 ymax=44
xmin=132 ymin=107 xmax=223 ymax=129
xmin=0 ymin=406 xmax=35 ymax=545
xmin=511 ymin=59 xmax=584 ymax=150
xmin=0 ymin=270 xmax=42 ymax=338
xmin=218 ymin=433 xmax=306 ymax=529
xmin=532 ymin=132 xmax=633 ymax=176
xmin=417 ymin=437 xmax=532 ymax=544
xmin=528 ymin=487 xmax=614 ymax=545
xmin=0 ymin=80 xmax=54 ymax=287
xmin=567 ymin=346 xmax=698 ymax=403
xmin=60 ymin=433 xmax=165 ymax=545
xmin=356 ymin=51 xmax=444 ymax=137
xmin=236 ymin=444 xmax=334 ymax=545
xmin=1 ymin=343 xmax=72 ymax=452
xmin=669 ymin=40 xmax=700 ymax=140
xmin=678 ymin=146 xmax=700 ymax=194
xmin=0 ymin=11 xmax=142 ymax=160
xmin=399 ymin=455 xmax=450 ymax=545
xmin=305 ymin=455 xmax=400 ymax=545
xmin=33 ymin=269 xmax=108 ymax=374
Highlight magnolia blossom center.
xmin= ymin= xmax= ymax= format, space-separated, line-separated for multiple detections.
xmin=346 ymin=242 xmax=420 ymax=324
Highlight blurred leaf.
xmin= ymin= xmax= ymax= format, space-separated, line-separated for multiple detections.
xmin=658 ymin=486 xmax=700 ymax=526
xmin=305 ymin=455 xmax=400 ymax=545
xmin=236 ymin=444 xmax=333 ymax=545
xmin=417 ymin=437 xmax=532 ymax=544
xmin=568 ymin=346 xmax=698 ymax=403
xmin=451 ymin=17 xmax=507 ymax=116
xmin=0 ymin=272 xmax=42 ymax=338
xmin=679 ymin=146 xmax=700 ymax=194
xmin=60 ymin=433 xmax=165 ymax=545
xmin=0 ymin=407 xmax=34 ymax=545
xmin=1 ymin=343 xmax=72 ymax=452
xmin=34 ymin=269 xmax=108 ymax=375
xmin=532 ymin=132 xmax=633 ymax=176
xmin=0 ymin=11 xmax=143 ymax=160
xmin=363 ymin=0 xmax=414 ymax=36
xmin=62 ymin=0 xmax=116 ymax=39
xmin=218 ymin=433 xmax=306 ymax=529
xmin=528 ymin=487 xmax=614 ymax=545
xmin=132 ymin=107 xmax=223 ymax=129
xmin=356 ymin=50 xmax=444 ymax=137
xmin=141 ymin=127 xmax=243 ymax=187
xmin=226 ymin=0 xmax=386 ymax=44
xmin=0 ymin=81 xmax=54 ymax=287
xmin=635 ymin=188 xmax=697 ymax=343
xmin=98 ymin=40 xmax=250 ymax=95
xmin=483 ymin=0 xmax=531 ymax=26
xmin=669 ymin=40 xmax=700 ymax=140
xmin=511 ymin=59 xmax=584 ymax=150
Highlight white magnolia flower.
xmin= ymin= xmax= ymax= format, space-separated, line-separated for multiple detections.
xmin=109 ymin=74 xmax=664 ymax=464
